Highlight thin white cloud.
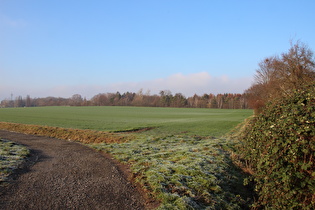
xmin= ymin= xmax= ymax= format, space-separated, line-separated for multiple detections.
xmin=104 ymin=72 xmax=253 ymax=96
xmin=0 ymin=72 xmax=253 ymax=100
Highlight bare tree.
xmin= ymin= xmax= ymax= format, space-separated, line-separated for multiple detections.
xmin=26 ymin=95 xmax=32 ymax=107
xmin=14 ymin=96 xmax=24 ymax=107
xmin=279 ymin=41 xmax=315 ymax=90
xmin=71 ymin=94 xmax=83 ymax=106
xmin=247 ymin=41 xmax=315 ymax=113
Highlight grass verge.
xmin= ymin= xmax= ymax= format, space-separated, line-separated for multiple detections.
xmin=90 ymin=135 xmax=253 ymax=209
xmin=0 ymin=122 xmax=133 ymax=144
xmin=0 ymin=139 xmax=30 ymax=182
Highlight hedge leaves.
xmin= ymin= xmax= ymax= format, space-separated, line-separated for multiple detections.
xmin=239 ymin=85 xmax=315 ymax=209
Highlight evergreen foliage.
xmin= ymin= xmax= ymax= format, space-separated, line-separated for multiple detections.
xmin=238 ymin=84 xmax=315 ymax=209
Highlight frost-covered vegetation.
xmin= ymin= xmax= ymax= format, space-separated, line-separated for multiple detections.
xmin=91 ymin=135 xmax=252 ymax=209
xmin=0 ymin=139 xmax=29 ymax=182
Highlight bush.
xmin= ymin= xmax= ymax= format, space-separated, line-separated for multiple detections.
xmin=238 ymin=84 xmax=315 ymax=209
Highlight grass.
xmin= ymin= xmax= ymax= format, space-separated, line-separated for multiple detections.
xmin=0 ymin=106 xmax=252 ymax=136
xmin=91 ymin=135 xmax=252 ymax=209
xmin=0 ymin=106 xmax=254 ymax=209
xmin=0 ymin=139 xmax=30 ymax=182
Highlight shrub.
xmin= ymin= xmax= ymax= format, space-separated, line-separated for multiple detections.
xmin=238 ymin=84 xmax=315 ymax=209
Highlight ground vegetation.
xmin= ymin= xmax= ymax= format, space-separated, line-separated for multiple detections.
xmin=0 ymin=107 xmax=253 ymax=209
xmin=0 ymin=139 xmax=29 ymax=182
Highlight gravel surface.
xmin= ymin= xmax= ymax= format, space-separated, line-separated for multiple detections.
xmin=0 ymin=130 xmax=147 ymax=210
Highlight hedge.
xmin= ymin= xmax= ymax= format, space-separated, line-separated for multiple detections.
xmin=238 ymin=84 xmax=315 ymax=209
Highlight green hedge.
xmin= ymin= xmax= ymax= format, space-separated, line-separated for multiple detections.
xmin=238 ymin=85 xmax=315 ymax=209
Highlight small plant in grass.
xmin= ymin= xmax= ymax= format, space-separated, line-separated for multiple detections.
xmin=91 ymin=136 xmax=253 ymax=209
xmin=0 ymin=139 xmax=30 ymax=182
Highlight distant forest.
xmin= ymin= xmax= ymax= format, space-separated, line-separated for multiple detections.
xmin=0 ymin=90 xmax=249 ymax=109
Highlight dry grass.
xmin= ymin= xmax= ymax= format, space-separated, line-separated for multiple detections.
xmin=0 ymin=122 xmax=133 ymax=144
xmin=224 ymin=117 xmax=256 ymax=176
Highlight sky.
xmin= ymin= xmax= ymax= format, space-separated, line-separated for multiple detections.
xmin=1 ymin=0 xmax=315 ymax=100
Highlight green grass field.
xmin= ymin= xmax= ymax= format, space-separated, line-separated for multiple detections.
xmin=0 ymin=106 xmax=252 ymax=137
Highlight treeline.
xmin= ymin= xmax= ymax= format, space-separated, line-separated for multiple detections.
xmin=1 ymin=90 xmax=249 ymax=109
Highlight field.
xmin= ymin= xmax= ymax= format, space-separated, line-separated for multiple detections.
xmin=0 ymin=106 xmax=252 ymax=137
xmin=0 ymin=106 xmax=253 ymax=209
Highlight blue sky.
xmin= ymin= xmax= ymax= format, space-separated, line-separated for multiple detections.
xmin=1 ymin=0 xmax=314 ymax=100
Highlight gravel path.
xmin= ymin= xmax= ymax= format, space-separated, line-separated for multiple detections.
xmin=0 ymin=130 xmax=146 ymax=210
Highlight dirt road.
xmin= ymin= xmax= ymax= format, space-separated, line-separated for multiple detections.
xmin=0 ymin=130 xmax=147 ymax=210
